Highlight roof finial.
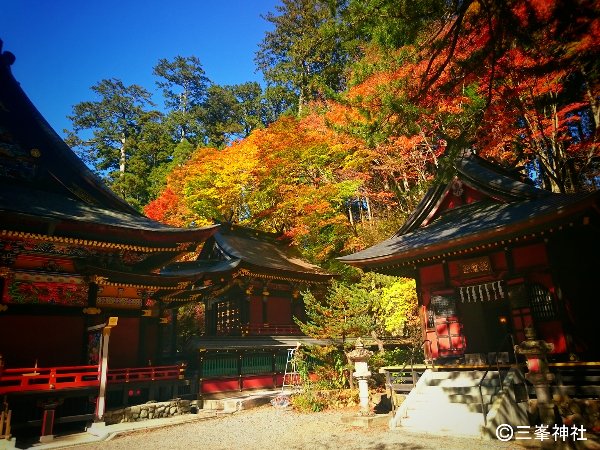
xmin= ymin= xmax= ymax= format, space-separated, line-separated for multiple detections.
xmin=0 ymin=39 xmax=16 ymax=67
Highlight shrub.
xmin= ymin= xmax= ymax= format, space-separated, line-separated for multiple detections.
xmin=290 ymin=389 xmax=328 ymax=412
xmin=296 ymin=345 xmax=349 ymax=389
xmin=290 ymin=388 xmax=359 ymax=412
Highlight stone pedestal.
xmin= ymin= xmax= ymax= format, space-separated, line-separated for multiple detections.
xmin=86 ymin=421 xmax=108 ymax=439
xmin=0 ymin=437 xmax=17 ymax=450
xmin=341 ymin=414 xmax=389 ymax=428
xmin=346 ymin=338 xmax=373 ymax=417
xmin=514 ymin=327 xmax=555 ymax=425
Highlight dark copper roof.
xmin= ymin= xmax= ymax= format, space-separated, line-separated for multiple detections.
xmin=161 ymin=223 xmax=334 ymax=283
xmin=214 ymin=224 xmax=329 ymax=276
xmin=0 ymin=41 xmax=218 ymax=245
xmin=339 ymin=154 xmax=600 ymax=269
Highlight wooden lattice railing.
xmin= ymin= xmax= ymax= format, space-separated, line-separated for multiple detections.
xmin=240 ymin=324 xmax=302 ymax=336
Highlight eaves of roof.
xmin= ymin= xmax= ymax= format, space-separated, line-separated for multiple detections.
xmin=0 ymin=184 xmax=219 ymax=246
xmin=339 ymin=191 xmax=599 ymax=269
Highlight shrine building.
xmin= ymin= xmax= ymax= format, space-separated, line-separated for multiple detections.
xmin=340 ymin=152 xmax=600 ymax=363
xmin=339 ymin=152 xmax=600 ymax=436
xmin=0 ymin=40 xmax=333 ymax=441
xmin=161 ymin=223 xmax=333 ymax=394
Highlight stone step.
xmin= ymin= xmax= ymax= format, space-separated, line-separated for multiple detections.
xmin=427 ymin=370 xmax=493 ymax=380
xmin=554 ymin=374 xmax=600 ymax=382
xmin=425 ymin=377 xmax=502 ymax=388
xmin=411 ymin=385 xmax=497 ymax=396
xmin=399 ymin=410 xmax=484 ymax=437
xmin=550 ymin=385 xmax=600 ymax=397
xmin=411 ymin=395 xmax=496 ymax=408
xmin=400 ymin=421 xmax=484 ymax=437
xmin=412 ymin=385 xmax=499 ymax=398
xmin=201 ymin=392 xmax=277 ymax=412
xmin=404 ymin=398 xmax=488 ymax=414
xmin=402 ymin=405 xmax=485 ymax=420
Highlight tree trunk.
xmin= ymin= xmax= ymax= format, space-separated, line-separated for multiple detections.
xmin=371 ymin=330 xmax=385 ymax=354
xmin=119 ymin=135 xmax=126 ymax=175
xmin=365 ymin=196 xmax=372 ymax=224
xmin=345 ymin=352 xmax=355 ymax=390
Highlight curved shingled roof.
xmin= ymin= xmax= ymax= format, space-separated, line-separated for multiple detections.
xmin=339 ymin=154 xmax=600 ymax=270
xmin=161 ymin=223 xmax=334 ymax=284
xmin=0 ymin=41 xmax=218 ymax=246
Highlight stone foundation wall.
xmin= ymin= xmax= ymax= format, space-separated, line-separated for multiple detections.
xmin=103 ymin=399 xmax=193 ymax=425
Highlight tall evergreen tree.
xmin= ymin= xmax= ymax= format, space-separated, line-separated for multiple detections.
xmin=153 ymin=56 xmax=210 ymax=143
xmin=65 ymin=78 xmax=154 ymax=204
xmin=231 ymin=82 xmax=264 ymax=136
xmin=255 ymin=0 xmax=349 ymax=113
xmin=201 ymin=85 xmax=243 ymax=148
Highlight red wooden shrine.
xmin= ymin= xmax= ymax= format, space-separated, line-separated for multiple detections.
xmin=341 ymin=153 xmax=600 ymax=363
xmin=0 ymin=41 xmax=334 ymax=441
xmin=161 ymin=223 xmax=334 ymax=394
xmin=0 ymin=40 xmax=223 ymax=439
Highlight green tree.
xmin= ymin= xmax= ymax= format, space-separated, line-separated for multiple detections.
xmin=231 ymin=82 xmax=265 ymax=136
xmin=297 ymin=280 xmax=371 ymax=346
xmin=298 ymin=273 xmax=419 ymax=348
xmin=133 ymin=111 xmax=178 ymax=205
xmin=342 ymin=0 xmax=450 ymax=50
xmin=66 ymin=78 xmax=154 ymax=201
xmin=261 ymin=84 xmax=297 ymax=123
xmin=153 ymin=56 xmax=210 ymax=143
xmin=201 ymin=85 xmax=243 ymax=147
xmin=361 ymin=272 xmax=420 ymax=352
xmin=255 ymin=0 xmax=349 ymax=113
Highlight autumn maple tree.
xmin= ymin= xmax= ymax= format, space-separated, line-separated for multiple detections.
xmin=146 ymin=0 xmax=599 ymax=268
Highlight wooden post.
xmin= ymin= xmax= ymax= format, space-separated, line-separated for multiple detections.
xmin=238 ymin=352 xmax=243 ymax=391
xmin=0 ymin=405 xmax=11 ymax=441
xmin=272 ymin=352 xmax=277 ymax=388
xmin=95 ymin=317 xmax=118 ymax=422
xmin=171 ymin=309 xmax=178 ymax=359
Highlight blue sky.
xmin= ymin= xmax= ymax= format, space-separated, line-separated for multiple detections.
xmin=1 ymin=0 xmax=279 ymax=137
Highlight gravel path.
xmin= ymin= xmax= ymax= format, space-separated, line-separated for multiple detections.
xmin=68 ymin=406 xmax=536 ymax=450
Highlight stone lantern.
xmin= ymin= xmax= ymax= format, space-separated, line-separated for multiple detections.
xmin=347 ymin=337 xmax=373 ymax=416
xmin=514 ymin=327 xmax=555 ymax=425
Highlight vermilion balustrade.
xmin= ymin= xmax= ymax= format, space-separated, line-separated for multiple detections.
xmin=106 ymin=365 xmax=182 ymax=383
xmin=0 ymin=364 xmax=183 ymax=394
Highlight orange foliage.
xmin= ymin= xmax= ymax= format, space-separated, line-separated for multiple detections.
xmin=146 ymin=0 xmax=599 ymax=264
xmin=144 ymin=188 xmax=188 ymax=227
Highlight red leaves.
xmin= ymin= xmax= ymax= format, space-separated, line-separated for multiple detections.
xmin=144 ymin=188 xmax=180 ymax=224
